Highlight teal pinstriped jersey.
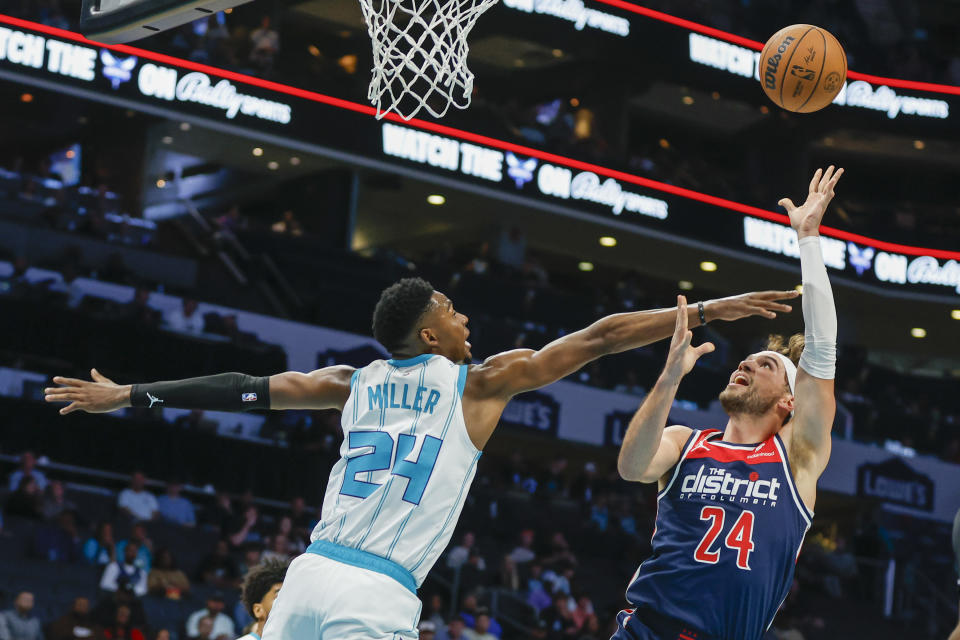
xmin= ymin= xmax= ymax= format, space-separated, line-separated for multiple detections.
xmin=311 ymin=354 xmax=480 ymax=587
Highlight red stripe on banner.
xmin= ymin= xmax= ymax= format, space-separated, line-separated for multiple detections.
xmin=588 ymin=0 xmax=960 ymax=96
xmin=3 ymin=15 xmax=959 ymax=260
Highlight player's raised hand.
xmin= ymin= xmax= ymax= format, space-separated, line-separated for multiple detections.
xmin=706 ymin=290 xmax=799 ymax=322
xmin=662 ymin=296 xmax=714 ymax=383
xmin=44 ymin=368 xmax=131 ymax=415
xmin=778 ymin=165 xmax=844 ymax=238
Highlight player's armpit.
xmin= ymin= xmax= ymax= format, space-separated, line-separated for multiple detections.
xmin=269 ymin=365 xmax=355 ymax=411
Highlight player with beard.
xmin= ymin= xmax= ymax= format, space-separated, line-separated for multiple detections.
xmin=613 ymin=167 xmax=844 ymax=640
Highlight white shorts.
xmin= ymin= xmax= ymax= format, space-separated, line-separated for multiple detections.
xmin=262 ymin=550 xmax=422 ymax=640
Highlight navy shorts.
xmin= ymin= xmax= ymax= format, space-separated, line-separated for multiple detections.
xmin=610 ymin=608 xmax=716 ymax=640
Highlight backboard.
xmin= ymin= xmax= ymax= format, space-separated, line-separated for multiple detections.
xmin=79 ymin=0 xmax=253 ymax=43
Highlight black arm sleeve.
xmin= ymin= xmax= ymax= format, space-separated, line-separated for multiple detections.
xmin=131 ymin=373 xmax=271 ymax=411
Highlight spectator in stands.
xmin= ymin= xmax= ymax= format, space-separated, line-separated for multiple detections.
xmin=99 ymin=604 xmax=145 ymax=640
xmin=157 ymin=481 xmax=196 ymax=527
xmin=164 ymin=298 xmax=204 ymax=334
xmin=447 ymin=531 xmax=478 ymax=569
xmin=116 ymin=523 xmax=153 ymax=572
xmin=288 ymin=496 xmax=310 ymax=528
xmin=0 ymin=592 xmax=42 ymax=640
xmin=204 ymin=492 xmax=235 ymax=532
xmin=237 ymin=544 xmax=263 ymax=580
xmin=465 ymin=611 xmax=497 ymax=640
xmin=508 ymin=529 xmax=536 ymax=565
xmin=7 ymin=450 xmax=48 ymax=492
xmin=588 ymin=497 xmax=609 ymax=533
xmin=287 ymin=496 xmax=313 ymax=542
xmin=153 ymin=631 xmax=170 ymax=640
xmin=249 ymin=16 xmax=280 ymax=75
xmin=446 ymin=616 xmax=469 ymax=640
xmin=576 ymin=614 xmax=602 ymax=640
xmin=543 ymin=564 xmax=575 ymax=596
xmin=422 ymin=594 xmax=447 ymax=636
xmin=122 ymin=287 xmax=161 ymax=328
xmin=499 ymin=554 xmax=520 ymax=591
xmin=147 ymin=548 xmax=191 ymax=599
xmin=274 ymin=515 xmax=306 ymax=553
xmin=49 ymin=597 xmax=100 ymax=640
xmin=570 ymin=595 xmax=595 ymax=630
xmin=541 ymin=592 xmax=578 ymax=637
xmin=118 ymin=472 xmax=159 ymax=522
xmin=34 ymin=510 xmax=81 ymax=562
xmin=261 ymin=533 xmax=291 ymax=563
xmin=238 ymin=559 xmax=288 ymax=640
xmin=542 ymin=531 xmax=577 ymax=569
xmin=100 ymin=540 xmax=148 ymax=597
xmin=459 ymin=596 xmax=501 ymax=638
xmin=41 ymin=479 xmax=76 ymax=520
xmin=526 ymin=564 xmax=553 ymax=611
xmin=185 ymin=594 xmax=235 ymax=640
xmin=229 ymin=505 xmax=262 ymax=547
xmin=190 ymin=616 xmax=214 ymax=640
xmin=417 ymin=620 xmax=436 ymax=640
xmin=5 ymin=476 xmax=44 ymax=519
xmin=197 ymin=539 xmax=239 ymax=587
xmin=85 ymin=521 xmax=117 ymax=566
xmin=459 ymin=549 xmax=489 ymax=595
xmin=271 ymin=210 xmax=303 ymax=236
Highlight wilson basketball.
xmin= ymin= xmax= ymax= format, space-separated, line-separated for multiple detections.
xmin=759 ymin=24 xmax=847 ymax=113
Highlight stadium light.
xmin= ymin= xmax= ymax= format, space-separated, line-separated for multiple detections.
xmin=700 ymin=261 xmax=718 ymax=272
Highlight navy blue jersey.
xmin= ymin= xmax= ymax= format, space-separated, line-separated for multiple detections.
xmin=619 ymin=429 xmax=812 ymax=640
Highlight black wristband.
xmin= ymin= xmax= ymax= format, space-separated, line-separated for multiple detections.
xmin=698 ymin=301 xmax=707 ymax=326
xmin=131 ymin=373 xmax=270 ymax=412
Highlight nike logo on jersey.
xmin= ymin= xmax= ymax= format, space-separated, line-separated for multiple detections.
xmin=147 ymin=393 xmax=163 ymax=408
xmin=680 ymin=464 xmax=780 ymax=503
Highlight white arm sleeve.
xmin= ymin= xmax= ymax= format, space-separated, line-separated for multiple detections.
xmin=797 ymin=236 xmax=837 ymax=379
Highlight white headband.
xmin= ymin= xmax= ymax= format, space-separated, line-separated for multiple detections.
xmin=758 ymin=350 xmax=797 ymax=397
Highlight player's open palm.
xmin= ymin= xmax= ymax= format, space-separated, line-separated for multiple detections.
xmin=662 ymin=296 xmax=714 ymax=383
xmin=45 ymin=369 xmax=129 ymax=415
xmin=778 ymin=165 xmax=844 ymax=236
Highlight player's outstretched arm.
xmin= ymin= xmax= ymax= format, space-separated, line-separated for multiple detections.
xmin=779 ymin=166 xmax=842 ymax=481
xmin=618 ymin=296 xmax=712 ymax=483
xmin=44 ymin=366 xmax=355 ymax=415
xmin=470 ymin=289 xmax=796 ymax=401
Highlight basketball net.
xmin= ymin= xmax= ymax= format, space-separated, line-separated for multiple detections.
xmin=359 ymin=0 xmax=499 ymax=120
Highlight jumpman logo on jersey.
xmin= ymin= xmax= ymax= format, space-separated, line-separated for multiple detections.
xmin=691 ymin=438 xmax=711 ymax=454
xmin=147 ymin=393 xmax=164 ymax=408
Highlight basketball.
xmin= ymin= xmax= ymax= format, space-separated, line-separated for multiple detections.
xmin=759 ymin=24 xmax=847 ymax=113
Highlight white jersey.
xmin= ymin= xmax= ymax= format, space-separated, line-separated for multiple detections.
xmin=311 ymin=353 xmax=481 ymax=586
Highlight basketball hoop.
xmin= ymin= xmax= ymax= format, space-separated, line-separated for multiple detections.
xmin=359 ymin=0 xmax=499 ymax=120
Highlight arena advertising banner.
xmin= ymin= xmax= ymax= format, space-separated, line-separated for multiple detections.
xmin=1 ymin=16 xmax=958 ymax=300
